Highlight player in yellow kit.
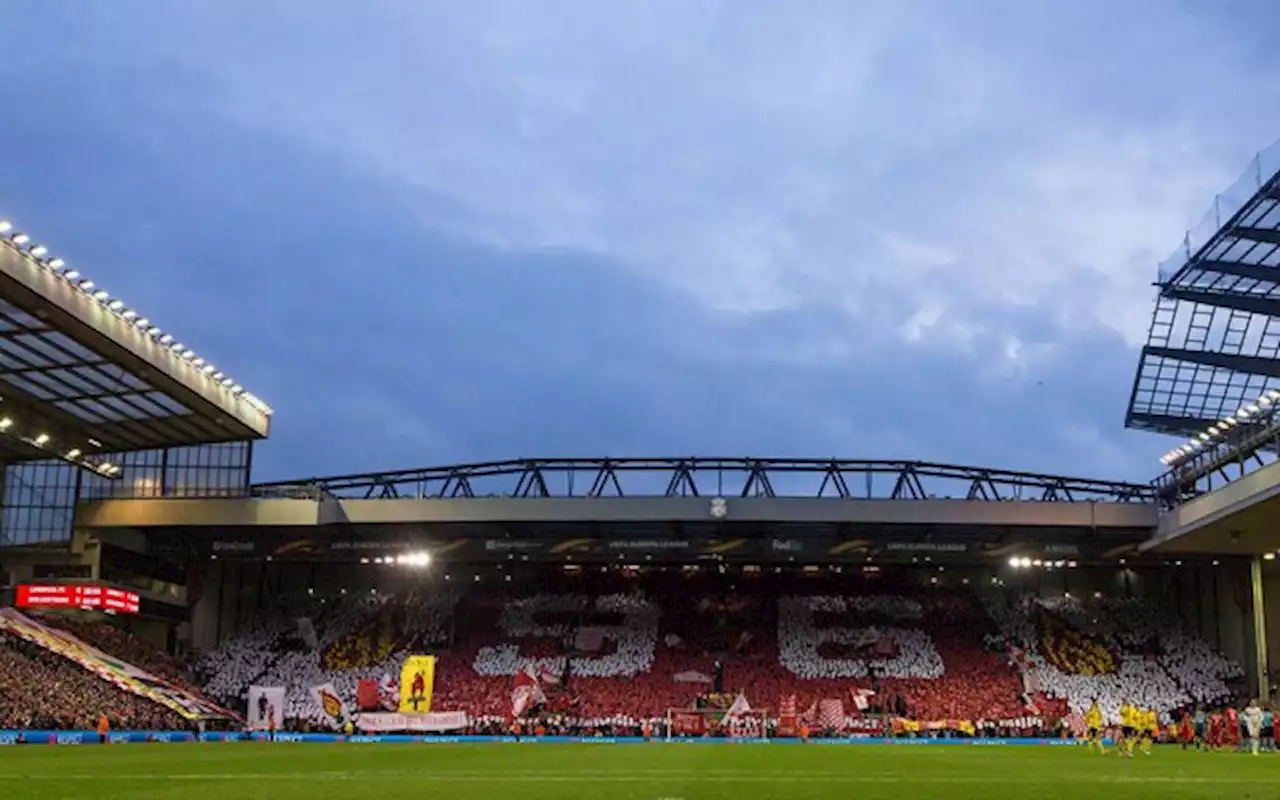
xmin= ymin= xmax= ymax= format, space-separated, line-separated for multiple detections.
xmin=1119 ymin=702 xmax=1138 ymax=757
xmin=1138 ymin=708 xmax=1157 ymax=755
xmin=1084 ymin=701 xmax=1106 ymax=754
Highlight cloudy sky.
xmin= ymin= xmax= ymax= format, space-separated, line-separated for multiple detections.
xmin=1 ymin=0 xmax=1278 ymax=484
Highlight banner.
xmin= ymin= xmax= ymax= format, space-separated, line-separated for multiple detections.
xmin=248 ymin=686 xmax=285 ymax=730
xmin=398 ymin=655 xmax=435 ymax=714
xmin=0 ymin=608 xmax=239 ymax=722
xmin=310 ymin=683 xmax=349 ymax=730
xmin=672 ymin=712 xmax=706 ymax=736
xmin=355 ymin=711 xmax=468 ymax=732
xmin=777 ymin=694 xmax=797 ymax=737
xmin=357 ymin=680 xmax=381 ymax=711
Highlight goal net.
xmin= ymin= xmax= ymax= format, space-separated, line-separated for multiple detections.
xmin=665 ymin=708 xmax=773 ymax=740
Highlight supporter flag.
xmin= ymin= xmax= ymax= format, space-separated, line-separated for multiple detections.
xmin=356 ymin=679 xmax=381 ymax=711
xmin=378 ymin=673 xmax=398 ymax=711
xmin=398 ymin=655 xmax=436 ymax=713
xmin=248 ymin=686 xmax=284 ymax=730
xmin=295 ymin=617 xmax=318 ymax=650
xmin=850 ymin=687 xmax=876 ymax=711
xmin=817 ymin=699 xmax=845 ymax=731
xmin=721 ymin=691 xmax=751 ymax=724
xmin=778 ymin=694 xmax=798 ymax=737
xmin=310 ymin=683 xmax=349 ymax=730
xmin=511 ymin=664 xmax=547 ymax=718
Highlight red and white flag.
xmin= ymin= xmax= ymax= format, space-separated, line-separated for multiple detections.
xmin=817 ymin=699 xmax=845 ymax=731
xmin=721 ymin=691 xmax=751 ymax=724
xmin=511 ymin=665 xmax=547 ymax=718
xmin=850 ymin=687 xmax=876 ymax=711
xmin=538 ymin=664 xmax=561 ymax=685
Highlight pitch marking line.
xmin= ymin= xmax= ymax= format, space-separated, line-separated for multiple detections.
xmin=0 ymin=773 xmax=1271 ymax=784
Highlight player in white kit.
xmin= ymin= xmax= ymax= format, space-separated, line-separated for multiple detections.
xmin=1243 ymin=699 xmax=1265 ymax=755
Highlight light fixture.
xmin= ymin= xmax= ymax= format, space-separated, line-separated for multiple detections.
xmin=33 ymin=433 xmax=49 ymax=445
xmin=0 ymin=217 xmax=272 ymax=415
xmin=65 ymin=448 xmax=81 ymax=459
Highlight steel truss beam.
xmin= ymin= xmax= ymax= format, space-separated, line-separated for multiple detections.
xmin=1185 ymin=261 xmax=1280 ymax=285
xmin=254 ymin=457 xmax=1155 ymax=503
xmin=1232 ymin=226 xmax=1280 ymax=246
xmin=1154 ymin=408 xmax=1280 ymax=507
xmin=1143 ymin=345 xmax=1280 ymax=380
xmin=1163 ymin=288 xmax=1280 ymax=318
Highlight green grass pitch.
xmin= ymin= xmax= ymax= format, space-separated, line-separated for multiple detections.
xmin=0 ymin=743 xmax=1275 ymax=800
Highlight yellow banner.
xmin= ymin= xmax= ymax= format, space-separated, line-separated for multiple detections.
xmin=398 ymin=655 xmax=435 ymax=713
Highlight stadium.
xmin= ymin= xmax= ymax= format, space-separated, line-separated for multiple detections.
xmin=2 ymin=82 xmax=1280 ymax=800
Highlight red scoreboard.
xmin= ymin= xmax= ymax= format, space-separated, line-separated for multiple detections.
xmin=15 ymin=584 xmax=140 ymax=614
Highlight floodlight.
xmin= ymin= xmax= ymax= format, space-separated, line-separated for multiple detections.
xmin=33 ymin=433 xmax=49 ymax=445
xmin=0 ymin=221 xmax=11 ymax=233
xmin=65 ymin=448 xmax=81 ymax=459
xmin=158 ymin=334 xmax=173 ymax=344
xmin=28 ymin=245 xmax=47 ymax=257
xmin=46 ymin=258 xmax=64 ymax=269
xmin=108 ymin=300 xmax=124 ymax=311
xmin=63 ymin=270 xmax=80 ymax=281
xmin=11 ymin=233 xmax=29 ymax=245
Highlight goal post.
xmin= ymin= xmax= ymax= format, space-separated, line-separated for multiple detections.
xmin=664 ymin=708 xmax=773 ymax=740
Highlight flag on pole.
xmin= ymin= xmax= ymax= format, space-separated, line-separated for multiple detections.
xmin=539 ymin=663 xmax=561 ymax=685
xmin=511 ymin=665 xmax=547 ymax=718
xmin=721 ymin=691 xmax=751 ymax=724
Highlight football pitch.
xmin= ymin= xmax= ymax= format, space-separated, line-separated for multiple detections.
xmin=0 ymin=743 xmax=1275 ymax=800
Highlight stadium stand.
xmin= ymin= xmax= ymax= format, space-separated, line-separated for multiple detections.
xmin=182 ymin=570 xmax=1246 ymax=731
xmin=0 ymin=631 xmax=185 ymax=731
xmin=2 ymin=571 xmax=1244 ymax=734
xmin=981 ymin=592 xmax=1242 ymax=724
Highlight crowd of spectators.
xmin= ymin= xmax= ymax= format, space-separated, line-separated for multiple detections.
xmin=0 ymin=632 xmax=184 ymax=731
xmin=0 ymin=570 xmax=1249 ymax=737
xmin=51 ymin=617 xmax=200 ymax=693
xmin=981 ymin=591 xmax=1243 ymax=724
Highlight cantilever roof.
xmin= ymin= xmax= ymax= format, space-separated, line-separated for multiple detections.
xmin=1127 ymin=139 xmax=1280 ymax=439
xmin=0 ymin=216 xmax=270 ymax=462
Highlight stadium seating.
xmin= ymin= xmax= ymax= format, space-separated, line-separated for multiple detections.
xmin=980 ymin=592 xmax=1243 ymax=724
xmin=0 ymin=632 xmax=185 ymax=731
xmin=199 ymin=593 xmax=455 ymax=724
xmin=91 ymin=571 xmax=1245 ymax=733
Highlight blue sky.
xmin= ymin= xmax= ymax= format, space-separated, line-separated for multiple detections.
xmin=0 ymin=1 xmax=1278 ymax=483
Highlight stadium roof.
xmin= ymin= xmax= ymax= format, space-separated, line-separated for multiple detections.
xmin=249 ymin=456 xmax=1156 ymax=503
xmin=0 ymin=216 xmax=270 ymax=471
xmin=1126 ymin=138 xmax=1280 ymax=441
